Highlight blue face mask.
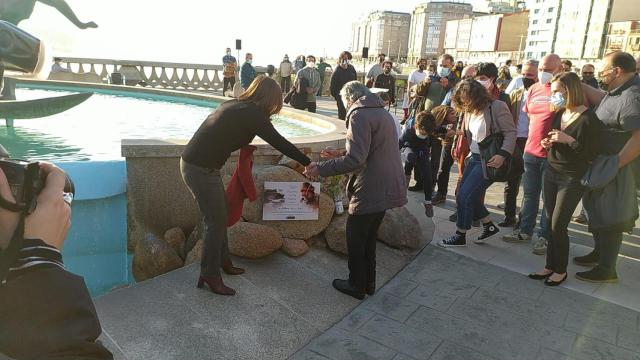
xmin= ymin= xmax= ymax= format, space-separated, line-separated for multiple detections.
xmin=550 ymin=92 xmax=566 ymax=108
xmin=438 ymin=66 xmax=451 ymax=78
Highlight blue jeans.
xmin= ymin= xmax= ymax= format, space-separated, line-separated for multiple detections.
xmin=456 ymin=154 xmax=493 ymax=230
xmin=520 ymin=153 xmax=549 ymax=237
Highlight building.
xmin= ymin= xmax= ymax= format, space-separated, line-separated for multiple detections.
xmin=604 ymin=21 xmax=640 ymax=58
xmin=523 ymin=0 xmax=561 ymax=61
xmin=350 ymin=11 xmax=411 ymax=62
xmin=406 ymin=1 xmax=473 ymax=64
xmin=444 ymin=11 xmax=529 ymax=64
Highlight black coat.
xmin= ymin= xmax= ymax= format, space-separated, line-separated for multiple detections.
xmin=330 ymin=65 xmax=357 ymax=99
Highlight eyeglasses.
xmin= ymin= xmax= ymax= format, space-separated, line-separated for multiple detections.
xmin=598 ymin=67 xmax=617 ymax=77
xmin=582 ymin=71 xmax=594 ymax=75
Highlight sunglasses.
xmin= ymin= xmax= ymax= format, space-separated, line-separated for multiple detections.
xmin=582 ymin=71 xmax=594 ymax=75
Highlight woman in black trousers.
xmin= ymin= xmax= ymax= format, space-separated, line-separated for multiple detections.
xmin=330 ymin=51 xmax=357 ymax=120
xmin=181 ymin=76 xmax=311 ymax=295
xmin=529 ymin=72 xmax=603 ymax=286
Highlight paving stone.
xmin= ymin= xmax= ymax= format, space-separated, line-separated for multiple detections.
xmin=358 ymin=315 xmax=441 ymax=359
xmin=306 ymin=327 xmax=396 ymax=360
xmin=492 ymin=271 xmax=545 ymax=300
xmin=335 ymin=308 xmax=376 ymax=332
xmin=378 ymin=277 xmax=419 ymax=298
xmin=572 ymin=336 xmax=640 ymax=360
xmin=392 ymin=354 xmax=417 ymax=360
xmin=618 ymin=327 xmax=640 ymax=353
xmin=428 ymin=341 xmax=498 ymax=360
xmin=536 ymin=348 xmax=572 ymax=360
xmin=362 ymin=293 xmax=420 ymax=322
xmin=564 ymin=311 xmax=618 ymax=345
xmin=288 ymin=350 xmax=332 ymax=360
xmin=405 ymin=284 xmax=458 ymax=311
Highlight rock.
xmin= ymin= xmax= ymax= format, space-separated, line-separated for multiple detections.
xmin=324 ymin=214 xmax=348 ymax=255
xmin=184 ymin=222 xmax=204 ymax=257
xmin=307 ymin=233 xmax=327 ymax=249
xmin=378 ymin=206 xmax=422 ymax=250
xmin=164 ymin=227 xmax=187 ymax=259
xmin=281 ymin=238 xmax=309 ymax=257
xmin=184 ymin=238 xmax=204 ymax=266
xmin=242 ymin=166 xmax=335 ymax=239
xmin=228 ymin=222 xmax=284 ymax=258
xmin=132 ymin=233 xmax=183 ymax=281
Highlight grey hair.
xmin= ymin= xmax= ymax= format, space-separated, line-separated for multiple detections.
xmin=339 ymin=81 xmax=372 ymax=102
xmin=524 ymin=59 xmax=539 ymax=67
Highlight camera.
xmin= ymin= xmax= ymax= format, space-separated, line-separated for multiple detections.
xmin=0 ymin=146 xmax=75 ymax=214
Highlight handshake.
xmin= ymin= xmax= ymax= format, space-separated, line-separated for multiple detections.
xmin=302 ymin=147 xmax=344 ymax=179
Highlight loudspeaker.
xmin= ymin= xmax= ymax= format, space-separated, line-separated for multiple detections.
xmin=236 ymin=39 xmax=242 ymax=50
xmin=362 ymin=47 xmax=369 ymax=59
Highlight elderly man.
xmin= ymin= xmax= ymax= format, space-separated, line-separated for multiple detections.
xmin=305 ymin=81 xmax=407 ymax=299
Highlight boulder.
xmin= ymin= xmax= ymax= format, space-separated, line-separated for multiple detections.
xmin=281 ymin=238 xmax=309 ymax=257
xmin=184 ymin=238 xmax=204 ymax=266
xmin=242 ymin=166 xmax=335 ymax=239
xmin=164 ymin=227 xmax=187 ymax=259
xmin=132 ymin=233 xmax=183 ymax=282
xmin=228 ymin=222 xmax=284 ymax=258
xmin=184 ymin=222 xmax=204 ymax=257
xmin=324 ymin=214 xmax=348 ymax=255
xmin=378 ymin=206 xmax=422 ymax=250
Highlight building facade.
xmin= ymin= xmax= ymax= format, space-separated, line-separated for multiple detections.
xmin=407 ymin=1 xmax=473 ymax=64
xmin=350 ymin=11 xmax=411 ymax=62
xmin=523 ymin=0 xmax=561 ymax=60
xmin=604 ymin=21 xmax=640 ymax=58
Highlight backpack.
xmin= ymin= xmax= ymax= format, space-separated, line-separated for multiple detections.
xmin=284 ymin=76 xmax=308 ymax=110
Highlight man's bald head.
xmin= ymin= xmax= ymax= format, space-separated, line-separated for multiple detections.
xmin=540 ymin=54 xmax=562 ymax=75
xmin=461 ymin=65 xmax=477 ymax=79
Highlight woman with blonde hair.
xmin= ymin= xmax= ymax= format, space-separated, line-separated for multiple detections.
xmin=528 ymin=72 xmax=603 ymax=286
xmin=181 ymin=75 xmax=311 ymax=295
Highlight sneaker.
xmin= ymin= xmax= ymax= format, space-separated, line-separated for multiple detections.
xmin=575 ymin=266 xmax=618 ymax=283
xmin=423 ymin=202 xmax=434 ymax=217
xmin=449 ymin=212 xmax=457 ymax=222
xmin=502 ymin=229 xmax=532 ymax=243
xmin=573 ymin=251 xmax=599 ymax=266
xmin=572 ymin=213 xmax=588 ymax=225
xmin=438 ymin=233 xmax=466 ymax=247
xmin=475 ymin=222 xmax=499 ymax=244
xmin=431 ymin=193 xmax=447 ymax=205
xmin=532 ymin=236 xmax=548 ymax=255
xmin=497 ymin=201 xmax=506 ymax=209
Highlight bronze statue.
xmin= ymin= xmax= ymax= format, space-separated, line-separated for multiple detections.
xmin=0 ymin=0 xmax=97 ymax=28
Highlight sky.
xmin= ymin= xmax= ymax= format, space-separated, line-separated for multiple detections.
xmin=20 ymin=0 xmax=487 ymax=67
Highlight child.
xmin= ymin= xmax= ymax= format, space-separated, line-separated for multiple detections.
xmin=400 ymin=110 xmax=437 ymax=217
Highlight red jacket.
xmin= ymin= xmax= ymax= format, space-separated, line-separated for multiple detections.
xmin=226 ymin=145 xmax=257 ymax=226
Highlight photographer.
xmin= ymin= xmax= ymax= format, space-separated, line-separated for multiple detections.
xmin=0 ymin=163 xmax=112 ymax=359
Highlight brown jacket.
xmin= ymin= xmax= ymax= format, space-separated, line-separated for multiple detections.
xmin=463 ymin=100 xmax=517 ymax=158
xmin=317 ymin=95 xmax=407 ymax=214
xmin=509 ymin=87 xmax=526 ymax=126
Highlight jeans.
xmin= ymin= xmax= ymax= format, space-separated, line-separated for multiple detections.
xmin=346 ymin=211 xmax=386 ymax=289
xmin=503 ymin=138 xmax=527 ymax=218
xmin=280 ymin=76 xmax=291 ymax=93
xmin=403 ymin=148 xmax=433 ymax=202
xmin=436 ymin=142 xmax=455 ymax=196
xmin=520 ymin=153 xmax=549 ymax=237
xmin=456 ymin=154 xmax=493 ymax=230
xmin=544 ymin=166 xmax=584 ymax=274
xmin=180 ymin=159 xmax=229 ymax=277
xmin=223 ymin=77 xmax=235 ymax=94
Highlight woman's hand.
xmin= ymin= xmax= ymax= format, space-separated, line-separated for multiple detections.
xmin=487 ymin=154 xmax=505 ymax=168
xmin=541 ymin=137 xmax=553 ymax=149
xmin=548 ymin=129 xmax=575 ymax=144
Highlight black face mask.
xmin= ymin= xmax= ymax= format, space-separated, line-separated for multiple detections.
xmin=419 ymin=65 xmax=426 ymax=71
xmin=522 ymin=77 xmax=536 ymax=90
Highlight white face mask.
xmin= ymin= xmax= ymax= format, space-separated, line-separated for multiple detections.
xmin=539 ymin=71 xmax=554 ymax=85
xmin=476 ymin=78 xmax=492 ymax=90
xmin=416 ymin=132 xmax=428 ymax=140
xmin=226 ymin=51 xmax=231 ymax=56
xmin=307 ymin=62 xmax=316 ymax=69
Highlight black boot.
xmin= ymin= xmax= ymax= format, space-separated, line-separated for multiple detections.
xmin=332 ymin=279 xmax=365 ymax=300
xmin=573 ymin=251 xmax=599 ymax=266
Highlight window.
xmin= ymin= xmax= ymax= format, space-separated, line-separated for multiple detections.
xmin=533 ymin=20 xmax=538 ymax=24
xmin=534 ymin=9 xmax=540 ymax=14
xmin=548 ymin=7 xmax=554 ymax=12
xmin=546 ymin=18 xmax=553 ymax=23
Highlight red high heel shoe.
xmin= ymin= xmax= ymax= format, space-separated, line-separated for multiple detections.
xmin=196 ymin=275 xmax=236 ymax=296
xmin=222 ymin=258 xmax=245 ymax=275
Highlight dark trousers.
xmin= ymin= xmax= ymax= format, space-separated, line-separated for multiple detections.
xmin=592 ymin=230 xmax=623 ymax=274
xmin=413 ymin=135 xmax=440 ymax=190
xmin=436 ymin=142 xmax=455 ymax=196
xmin=280 ymin=76 xmax=291 ymax=93
xmin=403 ymin=148 xmax=433 ymax=202
xmin=456 ymin=154 xmax=493 ymax=230
xmin=304 ymin=101 xmax=317 ymax=113
xmin=180 ymin=160 xmax=229 ymax=277
xmin=543 ymin=166 xmax=584 ymax=274
xmin=346 ymin=211 xmax=386 ymax=290
xmin=223 ymin=77 xmax=235 ymax=94
xmin=503 ymin=137 xmax=527 ymax=218
xmin=336 ymin=98 xmax=347 ymax=120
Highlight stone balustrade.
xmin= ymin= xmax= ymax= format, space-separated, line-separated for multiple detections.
xmin=52 ymin=57 xmax=409 ymax=99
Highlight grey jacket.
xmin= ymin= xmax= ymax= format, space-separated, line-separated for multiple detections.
xmin=317 ymin=95 xmax=408 ymax=215
xmin=463 ymin=100 xmax=517 ymax=158
xmin=297 ymin=67 xmax=321 ymax=102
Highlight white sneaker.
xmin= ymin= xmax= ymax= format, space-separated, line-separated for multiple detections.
xmin=532 ymin=236 xmax=548 ymax=255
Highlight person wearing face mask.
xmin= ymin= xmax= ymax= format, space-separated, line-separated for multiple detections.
xmin=240 ymin=53 xmax=256 ymax=90
xmin=402 ymin=58 xmax=429 ymax=120
xmin=304 ymin=81 xmax=407 ymax=300
xmin=295 ymin=55 xmax=322 ymax=113
xmin=528 ymin=72 xmax=604 ymax=286
xmin=330 ymin=51 xmax=357 ymax=120
xmin=367 ymin=53 xmax=387 ymax=87
xmin=399 ymin=110 xmax=438 ymax=217
xmin=278 ymin=54 xmax=292 ymax=93
xmin=580 ymin=64 xmax=599 ymax=89
xmin=222 ymin=47 xmax=237 ymax=95
xmin=374 ymin=60 xmax=396 ymax=106
xmin=453 ymin=61 xmax=464 ymax=79
xmin=573 ymin=51 xmax=640 ymax=283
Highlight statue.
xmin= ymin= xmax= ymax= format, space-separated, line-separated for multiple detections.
xmin=0 ymin=0 xmax=98 ymax=126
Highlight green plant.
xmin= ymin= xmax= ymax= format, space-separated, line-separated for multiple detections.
xmin=322 ymin=175 xmax=345 ymax=200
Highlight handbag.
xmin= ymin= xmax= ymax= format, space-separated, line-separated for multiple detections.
xmin=477 ymin=102 xmax=523 ymax=182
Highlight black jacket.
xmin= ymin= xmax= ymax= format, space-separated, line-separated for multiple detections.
xmin=330 ymin=65 xmax=357 ymax=99
xmin=375 ymin=73 xmax=396 ymax=103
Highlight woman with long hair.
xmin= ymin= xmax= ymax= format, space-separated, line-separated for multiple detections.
xmin=181 ymin=75 xmax=311 ymax=295
xmin=437 ymin=79 xmax=516 ymax=247
xmin=529 ymin=72 xmax=603 ymax=286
